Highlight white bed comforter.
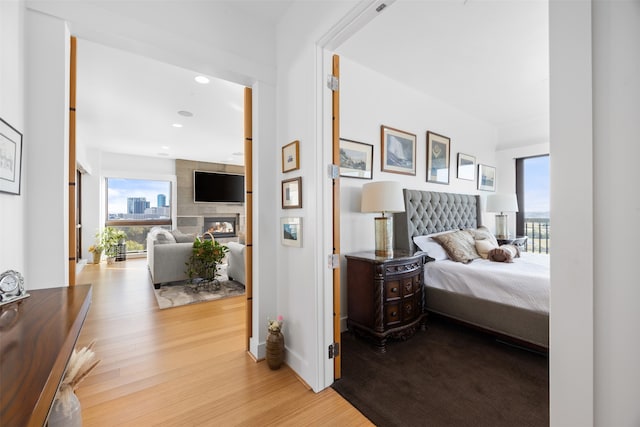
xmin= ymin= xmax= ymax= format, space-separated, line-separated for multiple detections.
xmin=424 ymin=252 xmax=549 ymax=314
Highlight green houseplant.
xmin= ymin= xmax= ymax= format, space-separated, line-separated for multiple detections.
xmin=185 ymin=234 xmax=229 ymax=288
xmin=98 ymin=227 xmax=127 ymax=261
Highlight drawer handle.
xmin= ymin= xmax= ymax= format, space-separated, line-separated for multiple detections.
xmin=391 ymin=287 xmax=398 ymax=293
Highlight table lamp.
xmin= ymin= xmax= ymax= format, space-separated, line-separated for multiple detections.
xmin=361 ymin=181 xmax=405 ymax=256
xmin=486 ymin=194 xmax=519 ymax=239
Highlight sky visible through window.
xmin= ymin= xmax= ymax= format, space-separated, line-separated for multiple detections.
xmin=107 ymin=178 xmax=171 ymax=215
xmin=523 ymin=156 xmax=550 ymax=218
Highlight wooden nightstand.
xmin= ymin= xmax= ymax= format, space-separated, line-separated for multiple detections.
xmin=497 ymin=236 xmax=528 ymax=249
xmin=345 ymin=251 xmax=427 ymax=352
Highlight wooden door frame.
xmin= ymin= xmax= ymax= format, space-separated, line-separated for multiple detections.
xmin=68 ymin=36 xmax=77 ymax=285
xmin=331 ymin=54 xmax=341 ymax=379
xmin=244 ymin=87 xmax=253 ymax=350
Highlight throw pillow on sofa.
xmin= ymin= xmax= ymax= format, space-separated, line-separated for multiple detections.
xmin=148 ymin=227 xmax=176 ymax=244
xmin=171 ymin=229 xmax=195 ymax=243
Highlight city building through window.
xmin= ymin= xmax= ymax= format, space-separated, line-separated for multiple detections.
xmin=105 ymin=178 xmax=172 ymax=252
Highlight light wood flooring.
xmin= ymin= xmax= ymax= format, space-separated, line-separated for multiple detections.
xmin=75 ymin=258 xmax=371 ymax=426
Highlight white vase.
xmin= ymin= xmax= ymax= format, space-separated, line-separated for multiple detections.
xmin=48 ymin=392 xmax=82 ymax=427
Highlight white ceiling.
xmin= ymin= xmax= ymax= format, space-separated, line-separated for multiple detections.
xmin=337 ymin=0 xmax=549 ymax=146
xmin=76 ymin=0 xmax=548 ymax=165
xmin=76 ymin=39 xmax=247 ymax=165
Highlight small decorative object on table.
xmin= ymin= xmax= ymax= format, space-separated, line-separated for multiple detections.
xmin=185 ymin=232 xmax=229 ymax=292
xmin=48 ymin=341 xmax=100 ymax=427
xmin=0 ymin=270 xmax=29 ymax=306
xmin=266 ymin=315 xmax=285 ymax=370
xmin=88 ymin=244 xmax=103 ymax=264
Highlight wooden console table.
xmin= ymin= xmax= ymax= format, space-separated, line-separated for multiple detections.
xmin=0 ymin=284 xmax=92 ymax=427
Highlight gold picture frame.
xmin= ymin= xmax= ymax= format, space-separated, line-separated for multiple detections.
xmin=282 ymin=140 xmax=300 ymax=173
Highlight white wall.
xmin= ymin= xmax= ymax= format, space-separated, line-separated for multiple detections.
xmin=592 ymin=1 xmax=640 ymax=425
xmin=338 ymin=56 xmax=498 ymax=329
xmin=0 ymin=0 xmax=26 ymax=276
xmin=275 ymin=1 xmax=357 ymax=391
xmin=25 ymin=10 xmax=70 ymax=289
xmin=249 ymin=81 xmax=278 ymax=360
xmin=549 ymin=1 xmax=594 ymax=425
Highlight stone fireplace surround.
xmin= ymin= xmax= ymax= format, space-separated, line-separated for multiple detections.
xmin=176 ymin=159 xmax=245 ymax=243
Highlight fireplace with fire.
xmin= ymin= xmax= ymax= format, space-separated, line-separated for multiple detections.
xmin=203 ymin=216 xmax=238 ymax=238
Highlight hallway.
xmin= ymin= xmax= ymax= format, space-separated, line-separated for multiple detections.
xmin=75 ymin=259 xmax=370 ymax=426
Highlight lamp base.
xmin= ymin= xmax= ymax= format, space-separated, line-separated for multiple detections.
xmin=374 ymin=216 xmax=394 ymax=257
xmin=495 ymin=214 xmax=508 ymax=240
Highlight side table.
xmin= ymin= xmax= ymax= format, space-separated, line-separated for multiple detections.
xmin=345 ymin=251 xmax=427 ymax=352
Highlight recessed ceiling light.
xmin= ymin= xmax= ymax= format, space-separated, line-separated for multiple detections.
xmin=161 ymin=146 xmax=170 ymax=150
xmin=178 ymin=110 xmax=193 ymax=117
xmin=195 ymin=76 xmax=210 ymax=84
xmin=172 ymin=123 xmax=183 ymax=128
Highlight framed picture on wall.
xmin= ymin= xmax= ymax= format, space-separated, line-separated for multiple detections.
xmin=380 ymin=125 xmax=416 ymax=175
xmin=0 ymin=118 xmax=23 ymax=195
xmin=281 ymin=217 xmax=302 ymax=247
xmin=339 ymin=138 xmax=373 ymax=179
xmin=282 ymin=177 xmax=302 ymax=209
xmin=426 ymin=131 xmax=450 ymax=185
xmin=457 ymin=153 xmax=475 ymax=181
xmin=478 ymin=164 xmax=496 ymax=191
xmin=282 ymin=140 xmax=300 ymax=173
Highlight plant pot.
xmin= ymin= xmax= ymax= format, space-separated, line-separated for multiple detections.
xmin=266 ymin=330 xmax=285 ymax=370
xmin=106 ymin=256 xmax=116 ymax=264
xmin=48 ymin=392 xmax=82 ymax=427
xmin=92 ymin=251 xmax=102 ymax=264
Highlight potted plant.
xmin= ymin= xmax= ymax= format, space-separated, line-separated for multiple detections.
xmin=185 ymin=233 xmax=229 ymax=290
xmin=88 ymin=244 xmax=103 ymax=264
xmin=98 ymin=227 xmax=127 ymax=263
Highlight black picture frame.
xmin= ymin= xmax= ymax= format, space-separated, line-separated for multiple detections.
xmin=426 ymin=131 xmax=450 ymax=185
xmin=0 ymin=117 xmax=23 ymax=195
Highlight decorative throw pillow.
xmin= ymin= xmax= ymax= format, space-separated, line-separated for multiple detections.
xmin=431 ymin=230 xmax=480 ymax=263
xmin=469 ymin=225 xmax=499 ymax=247
xmin=171 ymin=229 xmax=195 ymax=243
xmin=148 ymin=227 xmax=176 ymax=244
xmin=475 ymin=239 xmax=498 ymax=259
xmin=488 ymin=244 xmax=521 ymax=263
xmin=413 ymin=234 xmax=450 ymax=261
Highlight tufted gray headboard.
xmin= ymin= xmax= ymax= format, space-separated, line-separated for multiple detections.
xmin=393 ymin=189 xmax=481 ymax=252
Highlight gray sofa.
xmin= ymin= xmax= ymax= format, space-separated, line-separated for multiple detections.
xmin=147 ymin=228 xmax=246 ymax=289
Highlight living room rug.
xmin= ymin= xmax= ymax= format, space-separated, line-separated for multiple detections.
xmin=332 ymin=315 xmax=549 ymax=427
xmin=153 ymin=268 xmax=245 ymax=309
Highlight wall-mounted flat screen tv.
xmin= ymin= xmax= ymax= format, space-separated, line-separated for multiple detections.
xmin=193 ymin=171 xmax=245 ymax=203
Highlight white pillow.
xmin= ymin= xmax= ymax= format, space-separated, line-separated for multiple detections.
xmin=413 ymin=233 xmax=450 ymax=261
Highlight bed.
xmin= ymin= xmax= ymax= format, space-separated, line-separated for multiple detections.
xmin=393 ymin=189 xmax=549 ymax=349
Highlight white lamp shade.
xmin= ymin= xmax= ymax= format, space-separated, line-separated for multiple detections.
xmin=486 ymin=194 xmax=519 ymax=213
xmin=361 ymin=181 xmax=405 ymax=214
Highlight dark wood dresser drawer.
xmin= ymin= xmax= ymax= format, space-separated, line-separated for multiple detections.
xmin=346 ymin=251 xmax=427 ymax=352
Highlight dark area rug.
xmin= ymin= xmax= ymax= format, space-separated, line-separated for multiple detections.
xmin=332 ymin=316 xmax=548 ymax=427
